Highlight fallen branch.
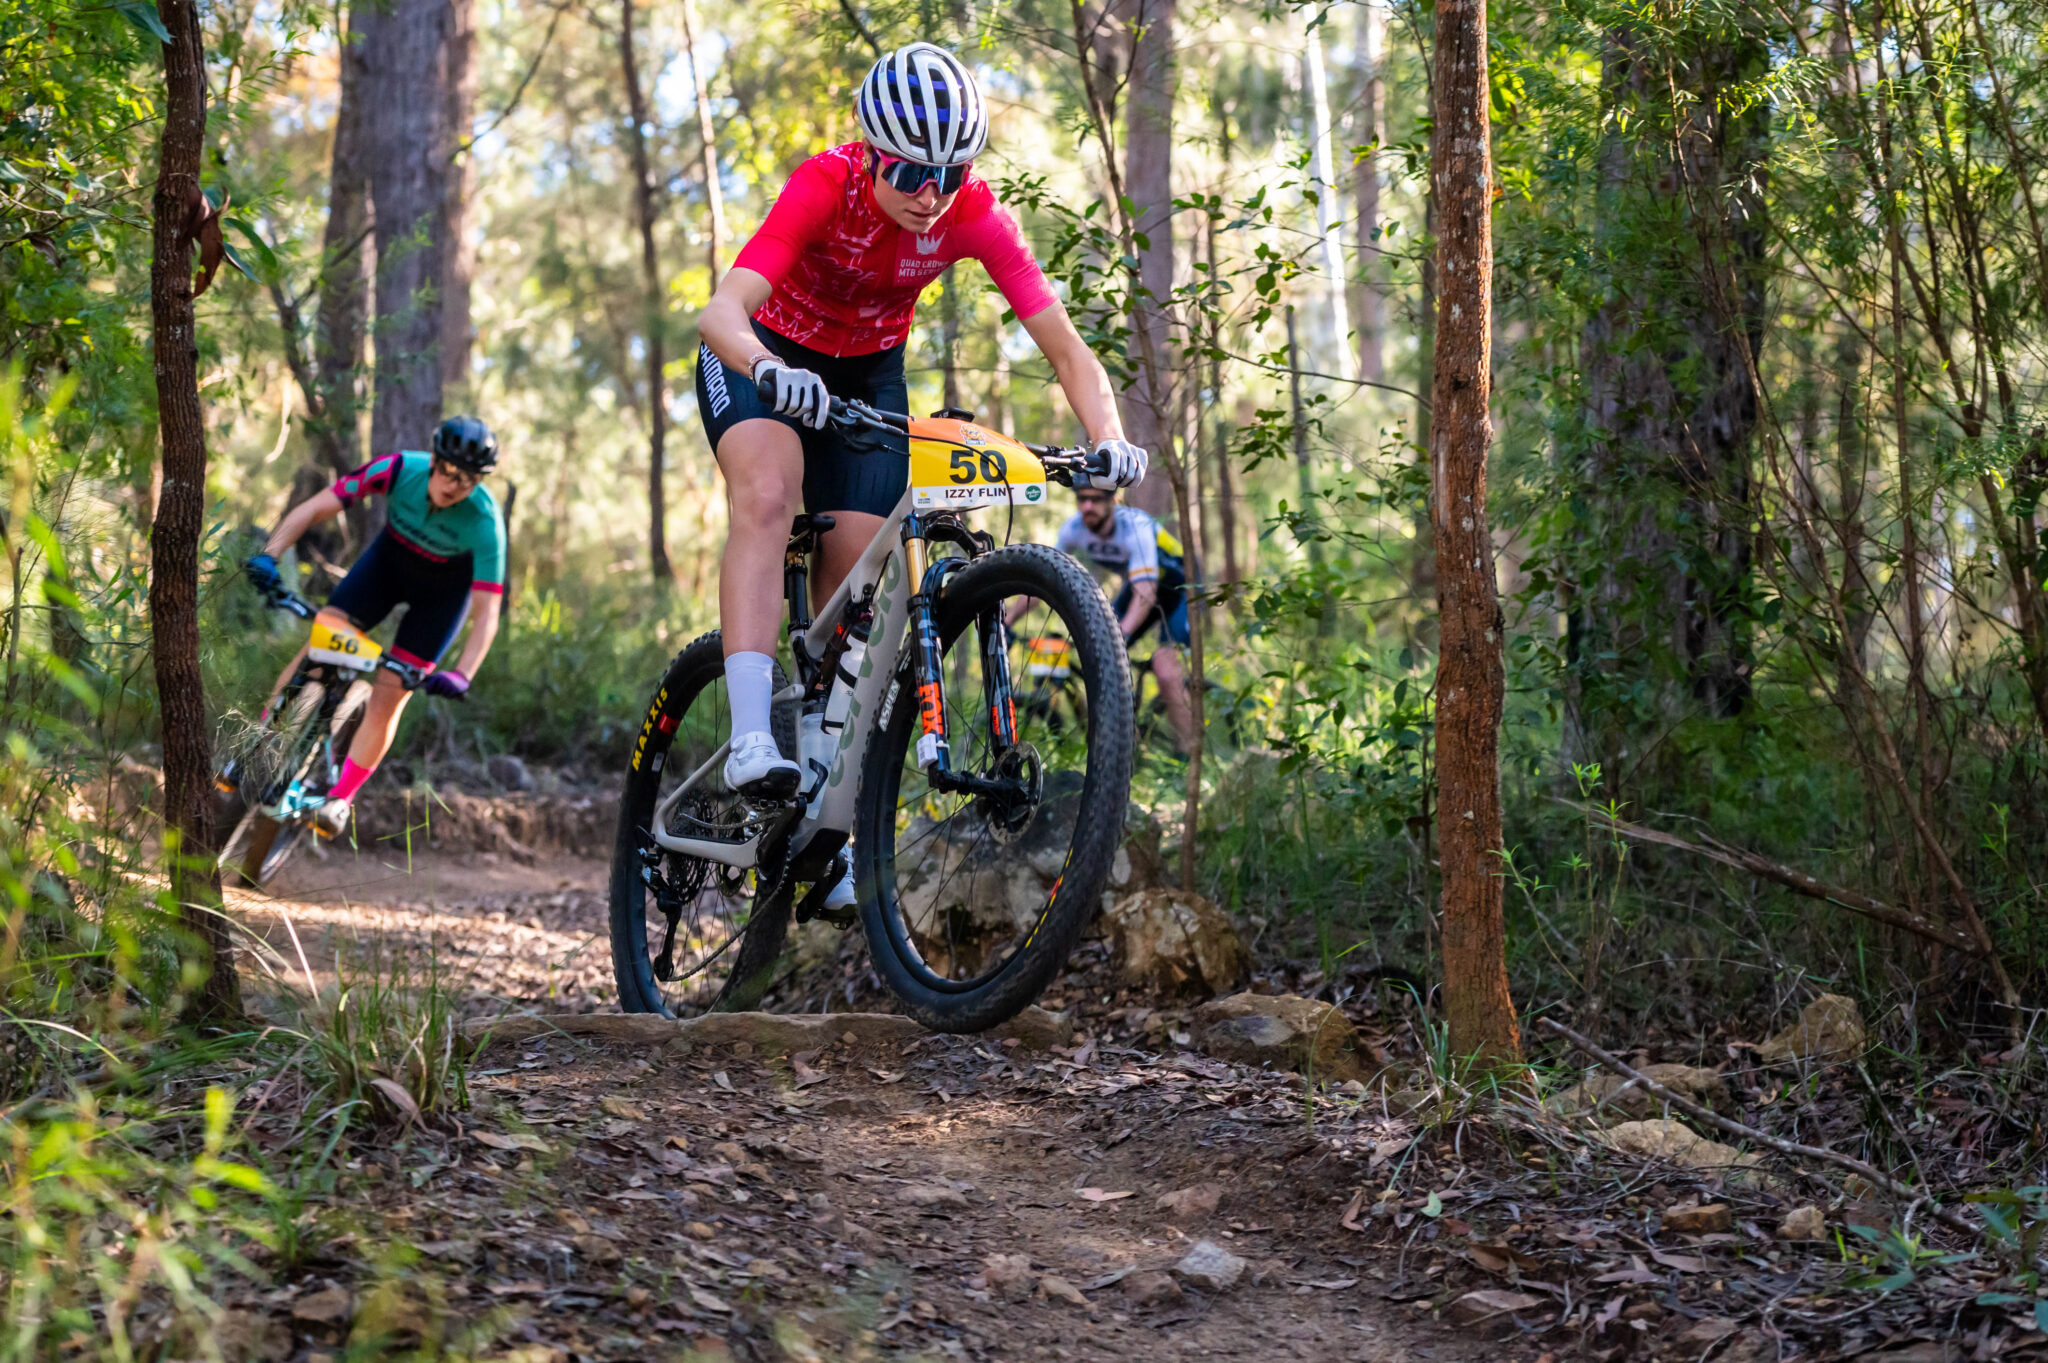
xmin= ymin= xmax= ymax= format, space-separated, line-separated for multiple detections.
xmin=1536 ymin=1017 xmax=1985 ymax=1245
xmin=1552 ymin=800 xmax=1980 ymax=955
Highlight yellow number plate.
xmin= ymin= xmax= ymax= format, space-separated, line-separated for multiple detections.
xmin=307 ymin=612 xmax=383 ymax=670
xmin=908 ymin=419 xmax=1048 ymax=512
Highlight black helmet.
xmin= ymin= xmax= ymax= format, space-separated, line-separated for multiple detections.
xmin=432 ymin=415 xmax=498 ymax=473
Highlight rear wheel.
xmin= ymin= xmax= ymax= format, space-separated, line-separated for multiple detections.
xmin=609 ymin=631 xmax=801 ymax=1016
xmin=856 ymin=544 xmax=1135 ymax=1032
xmin=216 ymin=673 xmax=368 ymax=889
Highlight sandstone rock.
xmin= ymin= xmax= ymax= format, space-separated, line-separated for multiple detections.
xmin=486 ymin=753 xmax=534 ymax=791
xmin=1444 ymin=1289 xmax=1547 ymax=1332
xmin=888 ymin=772 xmax=1165 ymax=961
xmin=1101 ymin=889 xmax=1250 ymax=998
xmin=292 ymin=1286 xmax=353 ymax=1324
xmin=1605 ymin=1119 xmax=1762 ymax=1180
xmin=1155 ymin=1182 xmax=1225 ymax=1221
xmin=983 ymin=1253 xmax=1035 ymax=1301
xmin=1192 ymin=992 xmax=1369 ymax=1082
xmin=573 ymin=1233 xmax=621 ymax=1266
xmin=1661 ymin=1202 xmax=1733 ymax=1234
xmin=1173 ymin=1239 xmax=1248 ymax=1292
xmin=1037 ymin=1274 xmax=1091 ymax=1308
xmin=1122 ymin=1270 xmax=1182 ymax=1307
xmin=1758 ymin=993 xmax=1866 ymax=1064
xmin=215 ymin=1310 xmax=292 ymax=1363
xmin=1778 ymin=1205 xmax=1826 ymax=1240
xmin=1552 ymin=1065 xmax=1730 ymax=1125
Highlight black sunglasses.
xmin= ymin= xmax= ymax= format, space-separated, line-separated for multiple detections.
xmin=873 ymin=150 xmax=970 ymax=196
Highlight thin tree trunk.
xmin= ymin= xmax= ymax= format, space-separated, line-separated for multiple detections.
xmin=315 ymin=11 xmax=371 ymax=542
xmin=1429 ymin=0 xmax=1519 ymax=1068
xmin=1119 ymin=0 xmax=1176 ymax=519
xmin=679 ymin=0 xmax=725 ymax=288
xmin=618 ymin=0 xmax=674 ymax=587
xmin=1892 ymin=253 xmax=1931 ymax=807
xmin=150 ymin=0 xmax=241 ymax=1023
xmin=359 ymin=0 xmax=457 ymax=456
xmin=1286 ymin=307 xmax=1329 ymax=622
xmin=1072 ymin=0 xmax=1202 ymax=885
xmin=1304 ymin=16 xmax=1352 ymax=381
xmin=1352 ymin=0 xmax=1386 ymax=382
xmin=942 ymin=264 xmax=962 ymax=411
xmin=1206 ymin=211 xmax=1241 ymax=593
xmin=441 ymin=0 xmax=478 ymax=398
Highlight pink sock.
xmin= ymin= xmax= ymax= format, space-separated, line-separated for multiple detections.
xmin=329 ymin=756 xmax=375 ymax=803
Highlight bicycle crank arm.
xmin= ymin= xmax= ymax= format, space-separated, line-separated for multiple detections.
xmin=649 ymin=681 xmax=809 ymax=859
xmin=925 ymin=767 xmax=1034 ymax=806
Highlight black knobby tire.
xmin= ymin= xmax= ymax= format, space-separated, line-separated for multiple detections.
xmin=855 ymin=543 xmax=1135 ymax=1032
xmin=609 ymin=631 xmax=800 ymax=1017
xmin=219 ymin=675 xmax=368 ymax=889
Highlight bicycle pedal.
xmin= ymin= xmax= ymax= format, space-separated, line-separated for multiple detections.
xmin=794 ymin=879 xmax=856 ymax=928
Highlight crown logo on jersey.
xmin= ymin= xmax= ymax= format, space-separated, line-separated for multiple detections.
xmin=913 ymin=232 xmax=946 ymax=255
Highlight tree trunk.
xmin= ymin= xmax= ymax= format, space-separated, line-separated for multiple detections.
xmin=1570 ymin=30 xmax=1766 ymax=759
xmin=1304 ymin=17 xmax=1352 ymax=381
xmin=1429 ymin=0 xmax=1519 ymax=1068
xmin=150 ymin=0 xmax=241 ymax=1023
xmin=941 ymin=265 xmax=962 ymax=411
xmin=1285 ymin=307 xmax=1329 ymax=626
xmin=358 ymin=0 xmax=459 ymax=456
xmin=441 ymin=0 xmax=478 ymax=399
xmin=315 ymin=10 xmax=371 ymax=540
xmin=1352 ymin=0 xmax=1386 ymax=383
xmin=1206 ymin=213 xmax=1241 ymax=593
xmin=1119 ymin=0 xmax=1176 ymax=519
xmin=680 ymin=0 xmax=726 ymax=288
xmin=618 ymin=0 xmax=674 ymax=586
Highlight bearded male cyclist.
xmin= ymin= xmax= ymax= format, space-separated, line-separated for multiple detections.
xmin=242 ymin=416 xmax=507 ymax=838
xmin=694 ymin=42 xmax=1147 ymax=906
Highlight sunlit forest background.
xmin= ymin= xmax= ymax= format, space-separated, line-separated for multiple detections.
xmin=13 ymin=0 xmax=2048 ymax=1044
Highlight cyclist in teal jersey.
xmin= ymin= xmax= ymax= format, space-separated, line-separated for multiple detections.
xmin=243 ymin=417 xmax=506 ymax=837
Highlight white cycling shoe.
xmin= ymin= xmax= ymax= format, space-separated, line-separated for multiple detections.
xmin=312 ymin=796 xmax=353 ymax=840
xmin=823 ymin=860 xmax=857 ymax=914
xmin=724 ymin=730 xmax=801 ymax=801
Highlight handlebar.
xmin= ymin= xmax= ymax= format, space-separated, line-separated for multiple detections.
xmin=753 ymin=373 xmax=1110 ymax=487
xmin=261 ymin=588 xmax=448 ymax=696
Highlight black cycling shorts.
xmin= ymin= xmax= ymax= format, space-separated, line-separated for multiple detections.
xmin=694 ymin=320 xmax=910 ymax=518
xmin=326 ymin=531 xmax=472 ymax=671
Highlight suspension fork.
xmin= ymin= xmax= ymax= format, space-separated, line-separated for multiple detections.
xmin=903 ymin=521 xmax=1023 ymax=799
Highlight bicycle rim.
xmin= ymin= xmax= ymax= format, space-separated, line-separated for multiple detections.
xmin=610 ymin=634 xmax=798 ymax=1017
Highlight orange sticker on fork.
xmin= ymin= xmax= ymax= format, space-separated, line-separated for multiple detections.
xmin=919 ymin=682 xmax=945 ymax=735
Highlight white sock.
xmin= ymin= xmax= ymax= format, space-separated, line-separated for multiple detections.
xmin=724 ymin=651 xmax=776 ymax=741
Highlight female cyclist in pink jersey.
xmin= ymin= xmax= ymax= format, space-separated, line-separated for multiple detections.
xmin=694 ymin=41 xmax=1146 ymax=910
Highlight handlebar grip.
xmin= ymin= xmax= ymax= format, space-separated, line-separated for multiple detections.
xmin=756 ymin=370 xmax=776 ymax=405
xmin=1084 ymin=449 xmax=1111 ymax=478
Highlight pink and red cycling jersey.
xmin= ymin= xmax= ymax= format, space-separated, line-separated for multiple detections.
xmin=734 ymin=142 xmax=1059 ymax=357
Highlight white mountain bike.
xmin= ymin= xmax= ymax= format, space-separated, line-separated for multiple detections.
xmin=608 ymin=395 xmax=1136 ymax=1032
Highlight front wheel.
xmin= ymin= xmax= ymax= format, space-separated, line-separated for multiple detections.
xmin=856 ymin=543 xmax=1135 ymax=1032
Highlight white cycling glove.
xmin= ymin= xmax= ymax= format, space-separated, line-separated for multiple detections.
xmin=1087 ymin=437 xmax=1148 ymax=489
xmin=752 ymin=357 xmax=830 ymax=430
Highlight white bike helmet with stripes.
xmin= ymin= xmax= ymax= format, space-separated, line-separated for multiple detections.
xmin=856 ymin=42 xmax=988 ymax=166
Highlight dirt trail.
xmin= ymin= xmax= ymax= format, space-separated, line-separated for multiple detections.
xmin=227 ymin=849 xmax=1501 ymax=1362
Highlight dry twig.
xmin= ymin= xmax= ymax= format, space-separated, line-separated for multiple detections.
xmin=1536 ymin=1017 xmax=1986 ymax=1245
